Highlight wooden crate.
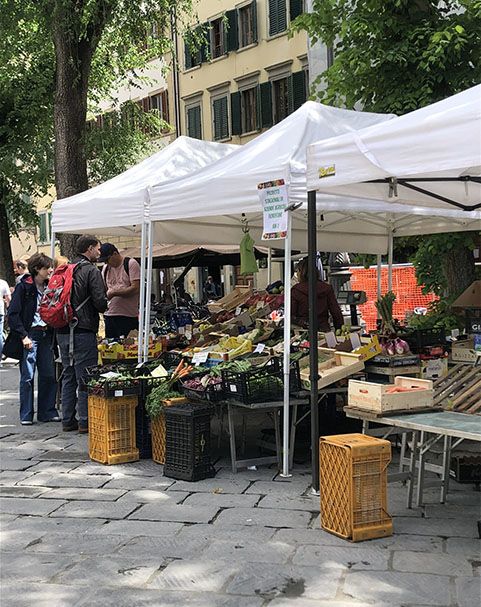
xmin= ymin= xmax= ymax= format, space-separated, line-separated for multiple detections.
xmin=151 ymin=397 xmax=188 ymax=464
xmin=451 ymin=339 xmax=479 ymax=364
xmin=348 ymin=376 xmax=434 ymax=414
xmin=207 ymin=286 xmax=252 ymax=314
xmin=88 ymin=395 xmax=139 ymax=465
xmin=300 ymin=348 xmax=364 ymax=390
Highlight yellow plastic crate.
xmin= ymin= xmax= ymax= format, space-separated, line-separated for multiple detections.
xmin=151 ymin=398 xmax=188 ymax=465
xmin=320 ymin=433 xmax=392 ymax=542
xmin=88 ymin=395 xmax=139 ymax=465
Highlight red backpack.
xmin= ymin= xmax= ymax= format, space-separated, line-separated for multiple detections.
xmin=39 ymin=262 xmax=90 ymax=328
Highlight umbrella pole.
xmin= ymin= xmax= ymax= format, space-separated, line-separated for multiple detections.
xmin=50 ymin=232 xmax=56 ymax=261
xmin=307 ymin=190 xmax=319 ymax=492
xmin=143 ymin=220 xmax=154 ymax=361
xmin=387 ymin=228 xmax=394 ymax=292
xmin=138 ymin=221 xmax=147 ymax=363
xmin=377 ymin=253 xmax=382 ymax=302
xmin=280 ymin=213 xmax=292 ymax=478
xmin=267 ymin=247 xmax=272 ymax=285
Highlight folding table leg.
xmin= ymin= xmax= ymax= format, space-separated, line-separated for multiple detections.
xmin=273 ymin=409 xmax=281 ymax=469
xmin=416 ymin=431 xmax=426 ymax=507
xmin=289 ymin=404 xmax=298 ymax=469
xmin=407 ymin=430 xmax=418 ymax=509
xmin=399 ymin=432 xmax=407 ymax=473
xmin=227 ymin=404 xmax=237 ymax=473
xmin=441 ymin=435 xmax=452 ymax=504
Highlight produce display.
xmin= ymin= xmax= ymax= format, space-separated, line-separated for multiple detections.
xmin=375 ymin=292 xmax=411 ymax=356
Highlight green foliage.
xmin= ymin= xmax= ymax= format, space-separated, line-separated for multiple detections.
xmin=291 ymin=1 xmax=481 ymax=113
xmin=145 ymin=382 xmax=182 ymax=418
xmin=407 ymin=299 xmax=464 ymax=331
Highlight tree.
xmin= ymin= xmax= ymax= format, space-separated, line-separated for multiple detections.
xmin=291 ymin=0 xmax=481 ymax=300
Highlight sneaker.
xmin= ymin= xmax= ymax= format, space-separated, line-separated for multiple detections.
xmin=78 ymin=426 xmax=89 ymax=434
xmin=62 ymin=423 xmax=78 ymax=432
xmin=21 ymin=421 xmax=33 ymax=426
xmin=47 ymin=416 xmax=62 ymax=422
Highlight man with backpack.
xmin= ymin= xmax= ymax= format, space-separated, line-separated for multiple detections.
xmin=55 ymin=235 xmax=107 ymax=433
xmin=98 ymin=243 xmax=141 ymax=339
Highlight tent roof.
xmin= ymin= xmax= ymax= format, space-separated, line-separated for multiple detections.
xmin=51 ymin=136 xmax=238 ymax=236
xmin=306 ymin=85 xmax=481 ymax=214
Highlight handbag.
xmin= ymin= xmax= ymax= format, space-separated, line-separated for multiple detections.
xmin=2 ymin=331 xmax=24 ymax=361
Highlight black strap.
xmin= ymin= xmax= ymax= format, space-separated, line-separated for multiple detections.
xmin=123 ymin=257 xmax=130 ymax=278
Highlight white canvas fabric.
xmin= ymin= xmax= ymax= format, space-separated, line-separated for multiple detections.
xmin=306 ymin=85 xmax=481 ymax=214
xmin=51 ymin=136 xmax=238 ymax=236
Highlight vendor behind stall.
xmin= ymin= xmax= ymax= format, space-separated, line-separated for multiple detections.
xmin=291 ymin=258 xmax=343 ymax=331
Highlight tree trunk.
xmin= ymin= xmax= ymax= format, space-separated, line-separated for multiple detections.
xmin=0 ymin=199 xmax=15 ymax=286
xmin=443 ymin=243 xmax=476 ymax=300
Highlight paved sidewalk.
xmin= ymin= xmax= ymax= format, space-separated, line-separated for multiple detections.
xmin=1 ymin=362 xmax=480 ymax=606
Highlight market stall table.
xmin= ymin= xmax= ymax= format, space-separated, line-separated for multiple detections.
xmin=344 ymin=408 xmax=481 ymax=507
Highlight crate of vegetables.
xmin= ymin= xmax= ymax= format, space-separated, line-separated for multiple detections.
xmin=181 ymin=371 xmax=225 ymax=403
xmin=86 ymin=371 xmax=140 ymax=397
xmin=221 ymin=359 xmax=284 ymax=405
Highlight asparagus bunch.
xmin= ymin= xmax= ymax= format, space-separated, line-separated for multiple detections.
xmin=375 ymin=291 xmax=396 ymax=335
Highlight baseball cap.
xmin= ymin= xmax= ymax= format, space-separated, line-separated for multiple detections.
xmin=98 ymin=243 xmax=118 ymax=262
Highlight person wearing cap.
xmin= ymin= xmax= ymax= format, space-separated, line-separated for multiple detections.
xmin=99 ymin=243 xmax=141 ymax=339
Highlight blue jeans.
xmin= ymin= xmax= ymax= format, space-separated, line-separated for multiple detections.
xmin=0 ymin=314 xmax=4 ymax=359
xmin=19 ymin=329 xmax=58 ymax=422
xmin=57 ymin=331 xmax=98 ymax=427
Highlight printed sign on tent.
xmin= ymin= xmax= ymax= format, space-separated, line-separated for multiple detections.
xmin=259 ymin=179 xmax=288 ymax=240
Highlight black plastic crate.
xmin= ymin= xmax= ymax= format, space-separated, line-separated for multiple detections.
xmin=158 ymin=350 xmax=184 ymax=370
xmin=221 ymin=365 xmax=284 ymax=404
xmin=401 ymin=328 xmax=446 ymax=353
xmin=135 ymin=398 xmax=152 ymax=459
xmin=452 ymin=456 xmax=481 ymax=483
xmin=180 ymin=378 xmax=225 ymax=403
xmin=86 ymin=380 xmax=140 ymax=398
xmin=370 ymin=353 xmax=420 ymax=368
xmin=466 ymin=310 xmax=481 ymax=334
xmin=163 ymin=403 xmax=215 ymax=481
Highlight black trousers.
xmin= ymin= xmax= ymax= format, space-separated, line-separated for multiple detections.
xmin=104 ymin=316 xmax=138 ymax=339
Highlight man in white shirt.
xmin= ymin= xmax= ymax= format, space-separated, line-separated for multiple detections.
xmin=0 ymin=277 xmax=12 ymax=360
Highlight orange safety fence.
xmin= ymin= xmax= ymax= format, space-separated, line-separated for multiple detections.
xmin=349 ymin=265 xmax=438 ymax=331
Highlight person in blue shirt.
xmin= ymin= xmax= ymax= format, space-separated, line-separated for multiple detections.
xmin=8 ymin=253 xmax=60 ymax=425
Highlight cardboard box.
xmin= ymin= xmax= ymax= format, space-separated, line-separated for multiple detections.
xmin=451 ymin=339 xmax=479 ymax=364
xmin=207 ymin=286 xmax=252 ymax=313
xmin=420 ymin=357 xmax=449 ymax=380
xmin=348 ymin=376 xmax=434 ymax=414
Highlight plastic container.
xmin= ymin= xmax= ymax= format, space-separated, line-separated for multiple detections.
xmin=319 ymin=433 xmax=392 ymax=542
xmin=88 ymin=395 xmax=139 ymax=465
xmin=221 ymin=365 xmax=284 ymax=404
xmin=151 ymin=397 xmax=188 ymax=464
xmin=163 ymin=402 xmax=215 ymax=481
xmin=401 ymin=328 xmax=446 ymax=353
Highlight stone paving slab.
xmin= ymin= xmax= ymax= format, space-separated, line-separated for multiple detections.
xmin=0 ymin=497 xmax=65 ymax=516
xmin=292 ymin=544 xmax=390 ymax=570
xmin=50 ymin=500 xmax=139 ymax=519
xmin=343 ymin=571 xmax=453 ymax=605
xmin=393 ymin=516 xmax=479 ymax=538
xmin=446 ymin=537 xmax=481 ymax=558
xmin=175 ymin=523 xmax=276 ymax=544
xmin=117 ymin=489 xmax=189 ymax=504
xmin=182 ymin=491 xmax=260 ymax=509
xmin=201 ymin=538 xmax=295 ymax=564
xmin=20 ymin=461 xmax=83 ymax=474
xmin=167 ymin=478 xmax=252 ymax=494
xmin=455 ymin=576 xmax=481 ymax=607
xmin=24 ymin=532 xmax=129 ymax=555
xmin=102 ymin=475 xmax=175 ymax=491
xmin=245 ymin=479 xmax=311 ymax=495
xmin=0 ymin=458 xmax=42 ymax=471
xmin=257 ymin=494 xmax=319 ymax=512
xmin=268 ymin=600 xmax=380 ymax=607
xmin=393 ymin=550 xmax=474 ymax=576
xmin=2 ymin=515 xmax=108 ymax=534
xmin=214 ymin=506 xmax=312 ymax=528
xmin=148 ymin=558 xmax=238 ymax=593
xmin=53 ymin=554 xmax=163 ymax=587
xmin=0 ymin=551 xmax=81 ymax=583
xmin=0 ymin=583 xmax=87 ymax=607
xmin=33 ymin=450 xmax=87 ymax=461
xmin=40 ymin=487 xmax=127 ymax=501
xmin=0 ymin=529 xmax=49 ymax=552
xmin=424 ymin=503 xmax=481 ymax=519
xmin=118 ymin=535 xmax=209 ymax=559
xmin=0 ymin=485 xmax=52 ymax=498
xmin=225 ymin=561 xmax=343 ymax=600
xmin=17 ymin=472 xmax=109 ymax=488
xmin=92 ymin=519 xmax=183 ymax=537
xmin=0 ymin=470 xmax=36 ymax=485
xmin=129 ymin=503 xmax=220 ymax=524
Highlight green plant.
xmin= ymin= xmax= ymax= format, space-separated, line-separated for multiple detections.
xmin=407 ymin=299 xmax=464 ymax=331
xmin=145 ymin=382 xmax=182 ymax=418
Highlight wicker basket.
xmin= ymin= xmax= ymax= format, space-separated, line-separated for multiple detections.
xmin=151 ymin=397 xmax=188 ymax=464
xmin=319 ymin=433 xmax=392 ymax=542
xmin=88 ymin=395 xmax=139 ymax=465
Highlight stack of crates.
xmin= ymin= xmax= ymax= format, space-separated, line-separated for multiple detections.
xmin=163 ymin=402 xmax=215 ymax=481
xmin=88 ymin=395 xmax=139 ymax=465
xmin=319 ymin=433 xmax=392 ymax=542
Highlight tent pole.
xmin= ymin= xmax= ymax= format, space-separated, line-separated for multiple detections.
xmin=307 ymin=190 xmax=319 ymax=493
xmin=376 ymin=253 xmax=382 ymax=302
xmin=267 ymin=247 xmax=272 ymax=285
xmin=387 ymin=228 xmax=394 ymax=292
xmin=143 ymin=220 xmax=154 ymax=361
xmin=280 ymin=212 xmax=292 ymax=478
xmin=138 ymin=221 xmax=147 ymax=363
xmin=50 ymin=232 xmax=56 ymax=261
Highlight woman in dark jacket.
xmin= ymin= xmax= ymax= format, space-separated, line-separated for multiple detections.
xmin=8 ymin=253 xmax=59 ymax=425
xmin=291 ymin=258 xmax=344 ymax=332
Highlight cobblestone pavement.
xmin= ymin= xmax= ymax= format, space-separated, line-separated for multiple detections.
xmin=1 ymin=362 xmax=480 ymax=606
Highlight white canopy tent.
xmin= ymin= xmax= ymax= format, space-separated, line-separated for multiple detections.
xmin=50 ymin=136 xmax=239 ymax=360
xmin=306 ymin=85 xmax=481 ymax=211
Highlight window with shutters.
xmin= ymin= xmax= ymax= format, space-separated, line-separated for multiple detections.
xmin=272 ymin=77 xmax=290 ymax=124
xmin=210 ymin=18 xmax=225 ymax=59
xmin=38 ymin=212 xmax=51 ymax=244
xmin=241 ymin=87 xmax=258 ymax=133
xmin=268 ymin=0 xmax=287 ymax=36
xmin=212 ymin=95 xmax=229 ymax=141
xmin=238 ymin=2 xmax=257 ymax=48
xmin=186 ymin=104 xmax=202 ymax=139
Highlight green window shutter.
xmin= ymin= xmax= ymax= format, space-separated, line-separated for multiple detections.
xmin=39 ymin=214 xmax=47 ymax=242
xmin=197 ymin=23 xmax=209 ymax=63
xmin=292 ymin=70 xmax=306 ymax=110
xmin=231 ymin=92 xmax=241 ymax=136
xmin=48 ymin=212 xmax=52 ymax=240
xmin=289 ymin=0 xmax=304 ymax=20
xmin=184 ymin=41 xmax=193 ymax=69
xmin=278 ymin=0 xmax=287 ymax=33
xmin=287 ymin=75 xmax=294 ymax=114
xmin=188 ymin=106 xmax=202 ymax=139
xmin=259 ymin=82 xmax=273 ymax=128
xmin=268 ymin=0 xmax=278 ymax=36
xmin=213 ymin=97 xmax=229 ymax=140
xmin=251 ymin=1 xmax=258 ymax=43
xmin=226 ymin=9 xmax=238 ymax=52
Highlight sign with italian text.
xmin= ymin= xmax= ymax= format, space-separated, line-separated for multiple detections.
xmin=259 ymin=179 xmax=288 ymax=240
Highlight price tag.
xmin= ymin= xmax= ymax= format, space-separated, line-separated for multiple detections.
xmin=254 ymin=343 xmax=266 ymax=353
xmin=235 ymin=306 xmax=242 ymax=316
xmin=349 ymin=332 xmax=362 ymax=349
xmin=114 ymin=390 xmax=124 ymax=397
xmin=256 ymin=301 xmax=264 ymax=310
xmin=229 ymin=384 xmax=238 ymax=392
xmin=178 ymin=326 xmax=185 ymax=335
xmin=135 ymin=362 xmax=144 ymax=369
xmin=192 ymin=351 xmax=209 ymax=365
xmin=185 ymin=331 xmax=192 ymax=341
xmin=193 ymin=327 xmax=200 ymax=335
xmin=325 ymin=332 xmax=337 ymax=348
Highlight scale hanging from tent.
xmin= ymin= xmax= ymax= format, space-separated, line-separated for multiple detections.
xmin=336 ymin=290 xmax=367 ymax=326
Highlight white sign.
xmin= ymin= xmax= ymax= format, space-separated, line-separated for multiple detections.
xmin=254 ymin=343 xmax=266 ymax=353
xmin=192 ymin=351 xmax=209 ymax=365
xmin=259 ymin=178 xmax=288 ymax=240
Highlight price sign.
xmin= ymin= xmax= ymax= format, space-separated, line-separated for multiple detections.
xmin=254 ymin=343 xmax=266 ymax=353
xmin=235 ymin=306 xmax=242 ymax=316
xmin=192 ymin=351 xmax=209 ymax=365
xmin=256 ymin=301 xmax=264 ymax=310
xmin=325 ymin=332 xmax=337 ymax=348
xmin=349 ymin=333 xmax=362 ymax=349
